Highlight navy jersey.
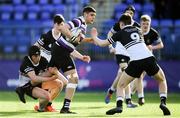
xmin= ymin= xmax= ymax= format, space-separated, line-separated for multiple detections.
xmin=144 ymin=28 xmax=162 ymax=45
xmin=20 ymin=56 xmax=48 ymax=76
xmin=37 ymin=30 xmax=61 ymax=55
xmin=108 ymin=25 xmax=153 ymax=61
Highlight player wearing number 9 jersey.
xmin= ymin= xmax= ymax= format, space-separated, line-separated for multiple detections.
xmin=91 ymin=13 xmax=170 ymax=116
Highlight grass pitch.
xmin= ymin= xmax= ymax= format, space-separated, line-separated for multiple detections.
xmin=0 ymin=91 xmax=179 ymax=118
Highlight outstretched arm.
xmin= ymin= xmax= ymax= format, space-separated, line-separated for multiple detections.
xmin=91 ymin=27 xmax=111 ymax=47
xmin=70 ymin=50 xmax=91 ymax=63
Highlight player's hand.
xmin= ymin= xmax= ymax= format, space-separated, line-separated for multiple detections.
xmin=82 ymin=55 xmax=91 ymax=63
xmin=147 ymin=45 xmax=153 ymax=51
xmin=48 ymin=67 xmax=58 ymax=75
xmin=90 ymin=27 xmax=98 ymax=38
xmin=109 ymin=46 xmax=115 ymax=54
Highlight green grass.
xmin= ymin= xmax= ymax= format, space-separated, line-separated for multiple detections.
xmin=0 ymin=91 xmax=179 ymax=118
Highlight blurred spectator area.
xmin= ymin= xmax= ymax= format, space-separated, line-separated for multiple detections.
xmin=0 ymin=0 xmax=180 ymax=60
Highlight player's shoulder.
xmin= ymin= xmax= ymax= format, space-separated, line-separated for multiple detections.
xmin=41 ymin=30 xmax=52 ymax=38
xmin=150 ymin=27 xmax=159 ymax=35
xmin=21 ymin=56 xmax=31 ymax=67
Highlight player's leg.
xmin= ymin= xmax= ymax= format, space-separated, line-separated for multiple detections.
xmin=41 ymin=79 xmax=63 ymax=112
xmin=32 ymin=87 xmax=51 ymax=112
xmin=105 ymin=67 xmax=122 ymax=104
xmin=60 ymin=69 xmax=78 ymax=114
xmin=125 ymin=84 xmax=138 ymax=108
xmin=136 ymin=72 xmax=146 ymax=105
xmin=145 ymin=57 xmax=170 ymax=116
xmin=152 ymin=68 xmax=170 ymax=115
xmin=105 ymin=62 xmax=128 ymax=104
xmin=106 ymin=71 xmax=134 ymax=115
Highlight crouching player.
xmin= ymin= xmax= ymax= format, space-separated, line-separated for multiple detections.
xmin=15 ymin=46 xmax=68 ymax=112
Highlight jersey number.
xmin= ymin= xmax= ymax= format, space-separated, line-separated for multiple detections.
xmin=130 ymin=33 xmax=140 ymax=41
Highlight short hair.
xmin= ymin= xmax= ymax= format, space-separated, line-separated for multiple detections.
xmin=28 ymin=45 xmax=40 ymax=57
xmin=118 ymin=14 xmax=132 ymax=25
xmin=141 ymin=14 xmax=151 ymax=23
xmin=83 ymin=6 xmax=96 ymax=13
xmin=125 ymin=5 xmax=135 ymax=14
xmin=53 ymin=14 xmax=65 ymax=24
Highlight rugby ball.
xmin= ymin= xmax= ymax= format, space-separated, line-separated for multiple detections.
xmin=66 ymin=27 xmax=82 ymax=43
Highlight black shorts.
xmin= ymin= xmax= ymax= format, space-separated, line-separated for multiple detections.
xmin=48 ymin=43 xmax=75 ymax=72
xmin=22 ymin=82 xmax=41 ymax=99
xmin=125 ymin=56 xmax=160 ymax=78
xmin=115 ymin=54 xmax=130 ymax=65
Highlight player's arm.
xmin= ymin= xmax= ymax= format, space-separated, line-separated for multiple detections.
xmin=70 ymin=50 xmax=90 ymax=63
xmin=27 ymin=71 xmax=57 ymax=84
xmin=107 ymin=30 xmax=115 ymax=53
xmin=91 ymin=27 xmax=111 ymax=47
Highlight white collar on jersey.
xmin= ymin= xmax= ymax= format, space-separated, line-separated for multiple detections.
xmin=121 ymin=24 xmax=132 ymax=29
xmin=52 ymin=28 xmax=61 ymax=40
xmin=28 ymin=56 xmax=40 ymax=67
xmin=79 ymin=16 xmax=86 ymax=25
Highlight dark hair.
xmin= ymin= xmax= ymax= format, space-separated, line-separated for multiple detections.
xmin=118 ymin=14 xmax=132 ymax=25
xmin=83 ymin=6 xmax=96 ymax=13
xmin=53 ymin=14 xmax=65 ymax=24
xmin=125 ymin=5 xmax=135 ymax=14
xmin=28 ymin=45 xmax=40 ymax=57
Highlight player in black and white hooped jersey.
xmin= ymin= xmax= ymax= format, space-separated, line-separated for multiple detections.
xmin=91 ymin=14 xmax=170 ymax=116
xmin=34 ymin=14 xmax=65 ymax=62
xmin=105 ymin=5 xmax=140 ymax=107
xmin=130 ymin=14 xmax=164 ymax=105
xmin=48 ymin=6 xmax=96 ymax=114
xmin=15 ymin=46 xmax=67 ymax=112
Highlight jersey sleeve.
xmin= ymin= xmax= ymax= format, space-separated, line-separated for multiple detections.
xmin=152 ymin=28 xmax=162 ymax=44
xmin=20 ymin=59 xmax=34 ymax=74
xmin=110 ymin=23 xmax=120 ymax=34
xmin=37 ymin=34 xmax=48 ymax=46
xmin=67 ymin=17 xmax=83 ymax=29
xmin=108 ymin=32 xmax=121 ymax=44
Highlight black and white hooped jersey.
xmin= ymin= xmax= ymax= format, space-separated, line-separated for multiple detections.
xmin=56 ymin=16 xmax=87 ymax=52
xmin=143 ymin=27 xmax=162 ymax=45
xmin=37 ymin=29 xmax=61 ymax=55
xmin=112 ymin=20 xmax=140 ymax=56
xmin=20 ymin=56 xmax=48 ymax=76
xmin=108 ymin=25 xmax=153 ymax=61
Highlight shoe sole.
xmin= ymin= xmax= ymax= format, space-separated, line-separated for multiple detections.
xmin=160 ymin=104 xmax=171 ymax=115
xmin=15 ymin=89 xmax=26 ymax=103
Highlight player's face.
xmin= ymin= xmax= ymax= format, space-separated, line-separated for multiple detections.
xmin=84 ymin=12 xmax=96 ymax=24
xmin=125 ymin=10 xmax=134 ymax=18
xmin=140 ymin=20 xmax=150 ymax=33
xmin=56 ymin=22 xmax=65 ymax=32
xmin=31 ymin=55 xmax=41 ymax=64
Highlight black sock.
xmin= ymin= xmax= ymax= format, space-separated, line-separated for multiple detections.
xmin=47 ymin=102 xmax=52 ymax=106
xmin=109 ymin=89 xmax=114 ymax=94
xmin=160 ymin=96 xmax=166 ymax=105
xmin=116 ymin=100 xmax=123 ymax=108
xmin=125 ymin=98 xmax=131 ymax=104
xmin=62 ymin=99 xmax=71 ymax=110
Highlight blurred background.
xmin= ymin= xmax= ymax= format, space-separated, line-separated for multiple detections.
xmin=0 ymin=0 xmax=180 ymax=93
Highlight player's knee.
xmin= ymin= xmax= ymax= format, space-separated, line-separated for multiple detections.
xmin=66 ymin=73 xmax=79 ymax=84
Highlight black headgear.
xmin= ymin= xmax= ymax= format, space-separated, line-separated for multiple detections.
xmin=28 ymin=45 xmax=40 ymax=57
xmin=125 ymin=5 xmax=135 ymax=14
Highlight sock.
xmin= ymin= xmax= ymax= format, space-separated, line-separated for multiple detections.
xmin=62 ymin=99 xmax=71 ymax=110
xmin=109 ymin=87 xmax=115 ymax=94
xmin=116 ymin=96 xmax=123 ymax=107
xmin=138 ymin=93 xmax=144 ymax=98
xmin=160 ymin=96 xmax=167 ymax=105
xmin=116 ymin=100 xmax=123 ymax=108
xmin=47 ymin=102 xmax=52 ymax=106
xmin=125 ymin=98 xmax=131 ymax=104
xmin=160 ymin=93 xmax=167 ymax=105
